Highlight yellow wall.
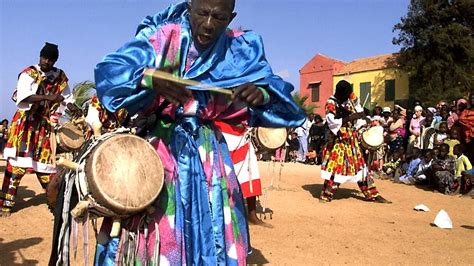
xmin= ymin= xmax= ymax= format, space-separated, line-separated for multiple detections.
xmin=333 ymin=68 xmax=409 ymax=109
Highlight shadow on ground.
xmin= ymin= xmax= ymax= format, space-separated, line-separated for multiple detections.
xmin=247 ymin=247 xmax=269 ymax=265
xmin=13 ymin=186 xmax=46 ymax=213
xmin=0 ymin=237 xmax=42 ymax=265
xmin=302 ymin=184 xmax=365 ymax=201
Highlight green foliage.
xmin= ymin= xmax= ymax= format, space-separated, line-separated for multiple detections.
xmin=292 ymin=92 xmax=317 ymax=114
xmin=393 ymin=0 xmax=473 ymax=106
xmin=72 ymin=81 xmax=96 ymax=108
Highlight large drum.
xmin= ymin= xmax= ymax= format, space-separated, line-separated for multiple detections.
xmin=75 ymin=133 xmax=164 ymax=217
xmin=361 ymin=126 xmax=384 ymax=151
xmin=55 ymin=122 xmax=86 ymax=153
xmin=251 ymin=127 xmax=287 ymax=151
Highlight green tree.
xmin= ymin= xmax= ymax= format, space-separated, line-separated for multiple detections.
xmin=392 ymin=0 xmax=473 ymax=106
xmin=292 ymin=92 xmax=317 ymax=114
xmin=72 ymin=81 xmax=95 ymax=108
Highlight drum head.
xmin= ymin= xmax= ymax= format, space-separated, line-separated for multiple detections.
xmin=362 ymin=126 xmax=384 ymax=150
xmin=85 ymin=134 xmax=164 ymax=215
xmin=256 ymin=127 xmax=287 ymax=150
xmin=57 ymin=123 xmax=85 ymax=151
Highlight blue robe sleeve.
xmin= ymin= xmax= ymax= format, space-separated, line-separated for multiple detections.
xmin=94 ymin=38 xmax=157 ymax=115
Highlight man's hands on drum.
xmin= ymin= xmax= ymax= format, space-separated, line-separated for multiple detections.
xmin=231 ymin=83 xmax=265 ymax=106
xmin=151 ymin=65 xmax=193 ymax=106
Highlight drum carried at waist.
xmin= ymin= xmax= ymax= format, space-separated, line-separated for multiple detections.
xmin=251 ymin=127 xmax=287 ymax=152
xmin=55 ymin=122 xmax=86 ymax=153
xmin=361 ymin=125 xmax=384 ymax=151
xmin=62 ymin=132 xmax=164 ymax=218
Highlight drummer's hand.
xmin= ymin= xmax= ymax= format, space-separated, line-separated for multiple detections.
xmin=150 ymin=66 xmax=193 ymax=106
xmin=67 ymin=103 xmax=83 ymax=118
xmin=231 ymin=83 xmax=264 ymax=106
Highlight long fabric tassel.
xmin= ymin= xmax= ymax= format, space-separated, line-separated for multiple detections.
xmin=153 ymin=222 xmax=160 ymax=265
xmin=83 ymin=213 xmax=89 ymax=266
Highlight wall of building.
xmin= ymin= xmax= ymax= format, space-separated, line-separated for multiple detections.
xmin=299 ymin=55 xmax=346 ymax=116
xmin=333 ymin=68 xmax=410 ymax=110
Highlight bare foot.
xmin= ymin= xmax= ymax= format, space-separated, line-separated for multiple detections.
xmin=0 ymin=211 xmax=11 ymax=217
xmin=248 ymin=215 xmax=273 ymax=228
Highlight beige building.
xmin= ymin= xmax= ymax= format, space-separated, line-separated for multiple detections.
xmin=333 ymin=53 xmax=410 ymax=110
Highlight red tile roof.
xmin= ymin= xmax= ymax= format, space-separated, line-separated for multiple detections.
xmin=335 ymin=53 xmax=399 ymax=75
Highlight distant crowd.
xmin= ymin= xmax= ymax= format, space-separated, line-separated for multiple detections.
xmin=262 ymin=94 xmax=474 ymax=197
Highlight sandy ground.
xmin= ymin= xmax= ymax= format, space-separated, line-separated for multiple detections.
xmin=0 ymin=160 xmax=473 ymax=265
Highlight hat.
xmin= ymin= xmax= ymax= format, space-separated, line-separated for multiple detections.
xmin=414 ymin=105 xmax=423 ymax=112
xmin=382 ymin=107 xmax=391 ymax=113
xmin=40 ymin=42 xmax=59 ymax=61
xmin=427 ymin=107 xmax=437 ymax=115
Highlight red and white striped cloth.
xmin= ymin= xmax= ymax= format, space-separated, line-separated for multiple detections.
xmin=215 ymin=121 xmax=262 ymax=198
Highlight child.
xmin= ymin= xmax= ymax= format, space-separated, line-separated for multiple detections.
xmin=288 ymin=132 xmax=300 ymax=163
xmin=413 ymin=149 xmax=434 ymax=184
xmin=431 ymin=143 xmax=457 ymax=194
xmin=382 ymin=150 xmax=402 ymax=180
xmin=399 ymin=148 xmax=422 ymax=184
xmin=453 ymin=144 xmax=473 ymax=194
xmin=444 ymin=127 xmax=461 ymax=156
xmin=306 ymin=148 xmax=317 ymax=165
xmin=429 ymin=121 xmax=449 ymax=148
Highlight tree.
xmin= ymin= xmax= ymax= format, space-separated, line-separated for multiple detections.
xmin=292 ymin=92 xmax=317 ymax=114
xmin=63 ymin=81 xmax=95 ymax=120
xmin=72 ymin=81 xmax=95 ymax=108
xmin=392 ymin=0 xmax=473 ymax=106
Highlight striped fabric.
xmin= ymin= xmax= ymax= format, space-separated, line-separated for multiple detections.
xmin=215 ymin=121 xmax=262 ymax=198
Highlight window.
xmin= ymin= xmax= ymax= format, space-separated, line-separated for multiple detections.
xmin=385 ymin=79 xmax=395 ymax=101
xmin=359 ymin=82 xmax=371 ymax=109
xmin=310 ymin=83 xmax=320 ymax=102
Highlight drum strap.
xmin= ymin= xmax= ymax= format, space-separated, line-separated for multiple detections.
xmin=50 ymin=126 xmax=57 ymax=166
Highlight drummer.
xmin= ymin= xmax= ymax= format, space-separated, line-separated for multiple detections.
xmin=0 ymin=43 xmax=81 ymax=217
xmin=319 ymin=80 xmax=391 ymax=203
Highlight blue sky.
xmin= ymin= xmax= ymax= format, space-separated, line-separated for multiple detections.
xmin=0 ymin=0 xmax=410 ymax=120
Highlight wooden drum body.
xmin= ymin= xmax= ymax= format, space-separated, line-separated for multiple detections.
xmin=78 ymin=133 xmax=164 ymax=217
xmin=56 ymin=122 xmax=85 ymax=153
xmin=252 ymin=127 xmax=287 ymax=151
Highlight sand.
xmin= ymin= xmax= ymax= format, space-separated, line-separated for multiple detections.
xmin=0 ymin=160 xmax=473 ymax=265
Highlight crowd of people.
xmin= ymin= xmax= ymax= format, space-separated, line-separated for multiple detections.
xmin=268 ymin=91 xmax=474 ymax=198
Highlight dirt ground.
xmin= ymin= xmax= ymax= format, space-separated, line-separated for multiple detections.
xmin=0 ymin=160 xmax=473 ymax=265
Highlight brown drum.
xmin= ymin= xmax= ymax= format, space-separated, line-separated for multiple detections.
xmin=56 ymin=122 xmax=86 ymax=153
xmin=252 ymin=127 xmax=287 ymax=151
xmin=78 ymin=133 xmax=164 ymax=216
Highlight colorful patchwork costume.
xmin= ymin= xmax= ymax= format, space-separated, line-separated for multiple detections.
xmin=1 ymin=64 xmax=71 ymax=214
xmin=51 ymin=3 xmax=304 ymax=266
xmin=320 ymin=95 xmax=381 ymax=201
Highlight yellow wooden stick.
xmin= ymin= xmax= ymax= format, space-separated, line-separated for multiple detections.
xmin=144 ymin=69 xmax=233 ymax=95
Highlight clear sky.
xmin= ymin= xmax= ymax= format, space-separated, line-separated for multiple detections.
xmin=0 ymin=0 xmax=410 ymax=120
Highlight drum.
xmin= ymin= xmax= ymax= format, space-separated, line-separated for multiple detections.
xmin=56 ymin=122 xmax=86 ymax=153
xmin=252 ymin=127 xmax=287 ymax=151
xmin=361 ymin=126 xmax=384 ymax=151
xmin=76 ymin=133 xmax=164 ymax=217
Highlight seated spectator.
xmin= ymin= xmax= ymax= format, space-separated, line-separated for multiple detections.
xmin=429 ymin=121 xmax=449 ymax=148
xmin=413 ymin=149 xmax=434 ymax=184
xmin=432 ymin=143 xmax=457 ymax=194
xmin=382 ymin=150 xmax=402 ymax=179
xmin=453 ymin=144 xmax=473 ymax=194
xmin=444 ymin=127 xmax=461 ymax=156
xmin=399 ymin=148 xmax=422 ymax=185
xmin=288 ymin=132 xmax=300 ymax=163
xmin=420 ymin=110 xmax=436 ymax=150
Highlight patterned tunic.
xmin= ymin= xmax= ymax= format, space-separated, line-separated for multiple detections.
xmin=3 ymin=65 xmax=71 ymax=173
xmin=320 ymin=96 xmax=368 ymax=184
